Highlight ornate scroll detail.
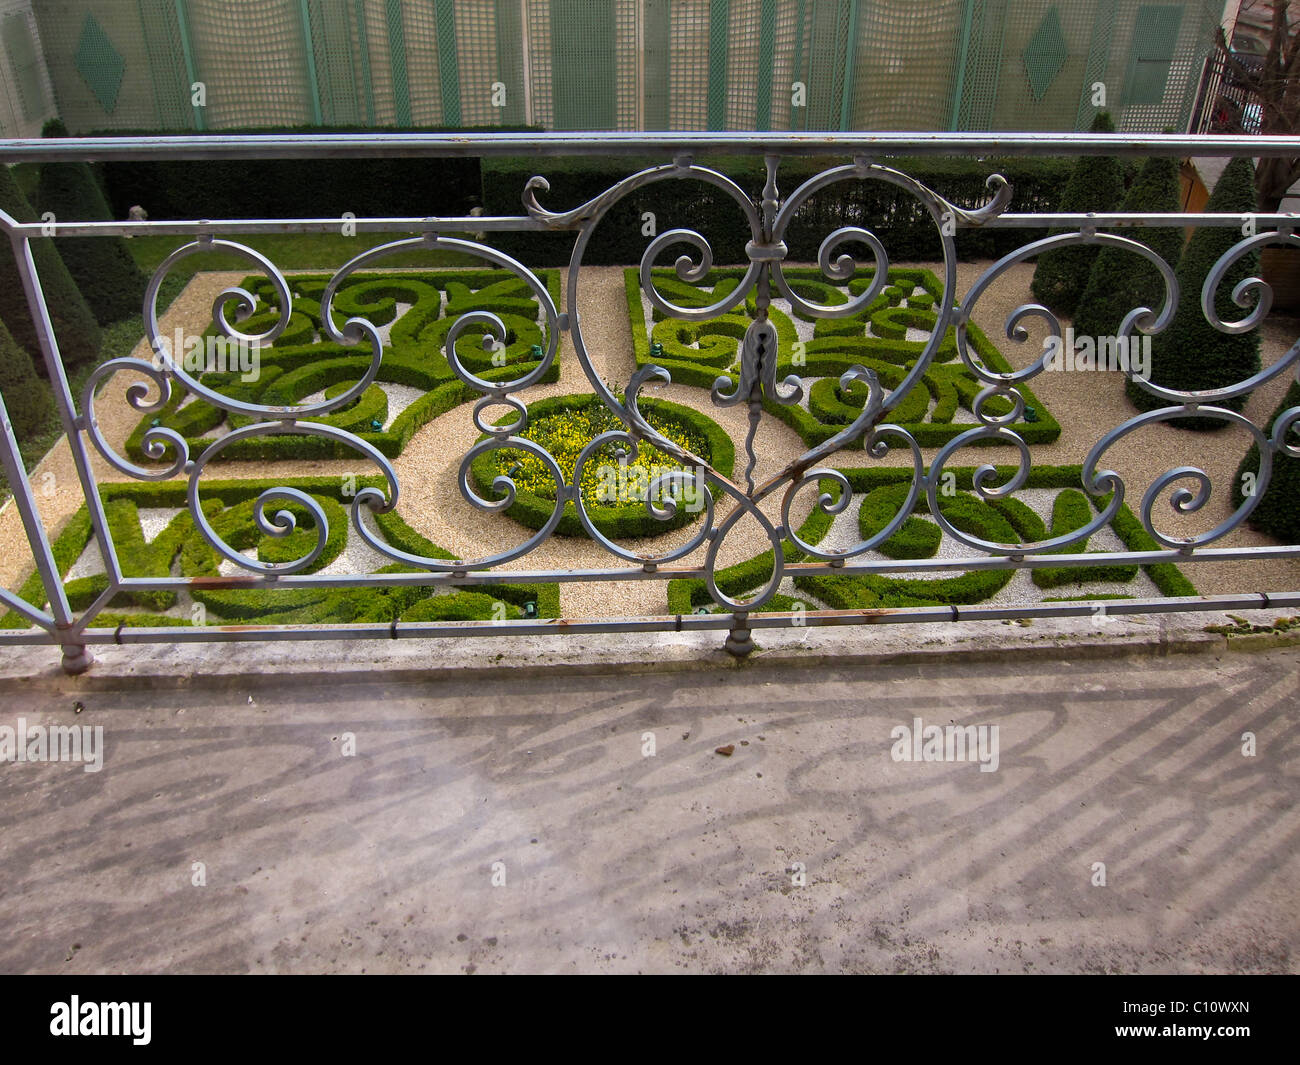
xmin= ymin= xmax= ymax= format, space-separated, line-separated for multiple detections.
xmin=65 ymin=150 xmax=1300 ymax=628
xmin=519 ymin=154 xmax=1012 ymax=604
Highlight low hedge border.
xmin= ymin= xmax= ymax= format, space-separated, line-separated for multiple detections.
xmin=469 ymin=394 xmax=736 ymax=539
xmin=1232 ymin=380 xmax=1300 ymax=543
xmin=665 ymin=463 xmax=1198 ymax=612
xmin=625 ymin=266 xmax=1061 ymax=450
xmin=0 ymin=475 xmax=560 ymax=629
xmin=128 ymin=269 xmax=561 ymax=464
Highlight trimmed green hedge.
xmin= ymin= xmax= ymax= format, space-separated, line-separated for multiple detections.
xmin=0 ymin=504 xmax=93 ymax=629
xmin=626 ymin=265 xmax=1061 ymax=448
xmin=35 ymin=120 xmax=147 ymax=326
xmin=1232 ymin=380 xmax=1300 ymax=542
xmin=1130 ymin=157 xmax=1261 ymax=424
xmin=1030 ymin=111 xmax=1124 ymax=317
xmin=1072 ymin=154 xmax=1185 ymax=343
xmin=128 ymin=269 xmax=562 ymax=462
xmin=88 ymin=123 xmax=536 ymax=220
xmin=469 ymin=393 xmax=735 ymax=538
xmin=0 ymin=314 xmax=52 ymax=439
xmin=665 ymin=463 xmax=1197 ymax=612
xmin=0 ymin=475 xmax=560 ymax=629
xmin=1031 ymin=488 xmax=1140 ymax=588
xmin=0 ymin=162 xmax=101 ymax=369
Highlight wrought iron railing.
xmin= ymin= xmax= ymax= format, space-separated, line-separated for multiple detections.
xmin=0 ymin=132 xmax=1298 ymax=673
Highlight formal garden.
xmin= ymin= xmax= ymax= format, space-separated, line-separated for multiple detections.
xmin=2 ymin=257 xmax=1200 ymax=628
xmin=5 ymin=114 xmax=1300 ymax=630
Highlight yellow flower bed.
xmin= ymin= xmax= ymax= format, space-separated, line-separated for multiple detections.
xmin=494 ymin=401 xmax=708 ymax=509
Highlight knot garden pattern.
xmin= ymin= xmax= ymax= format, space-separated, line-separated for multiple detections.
xmin=1 ymin=137 xmax=1298 ymax=668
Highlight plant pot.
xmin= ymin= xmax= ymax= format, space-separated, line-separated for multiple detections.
xmin=1261 ymin=246 xmax=1300 ymax=314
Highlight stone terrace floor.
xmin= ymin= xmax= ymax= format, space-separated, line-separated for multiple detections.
xmin=0 ymin=624 xmax=1296 ymax=974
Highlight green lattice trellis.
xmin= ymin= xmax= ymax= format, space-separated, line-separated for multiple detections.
xmin=30 ymin=0 xmax=1226 ymax=133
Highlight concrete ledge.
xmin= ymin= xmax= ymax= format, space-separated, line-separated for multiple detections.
xmin=0 ymin=608 xmax=1262 ymax=692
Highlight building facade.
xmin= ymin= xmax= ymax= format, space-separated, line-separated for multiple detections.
xmin=9 ymin=0 xmax=1230 ymax=135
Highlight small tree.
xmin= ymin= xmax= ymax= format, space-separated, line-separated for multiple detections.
xmin=35 ymin=119 xmax=147 ymax=326
xmin=1030 ymin=111 xmax=1124 ymax=317
xmin=1128 ymin=156 xmax=1261 ymax=425
xmin=0 ymin=164 xmax=100 ymax=370
xmin=0 ymin=314 xmax=53 ymax=441
xmin=1073 ymin=154 xmax=1185 ymax=342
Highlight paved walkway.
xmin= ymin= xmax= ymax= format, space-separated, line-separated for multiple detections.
xmin=2 ymin=635 xmax=1295 ymax=974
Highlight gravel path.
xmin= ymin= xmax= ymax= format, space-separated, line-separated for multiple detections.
xmin=3 ymin=260 xmax=1298 ymax=619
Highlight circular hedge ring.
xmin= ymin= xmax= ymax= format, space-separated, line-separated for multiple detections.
xmin=470 ymin=393 xmax=735 ymax=539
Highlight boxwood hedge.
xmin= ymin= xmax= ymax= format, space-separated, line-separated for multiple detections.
xmin=35 ymin=120 xmax=147 ymax=326
xmin=1129 ymin=157 xmax=1261 ymax=425
xmin=665 ymin=464 xmax=1196 ymax=613
xmin=469 ymin=393 xmax=735 ymax=538
xmin=0 ymin=162 xmax=101 ymax=369
xmin=1232 ymin=379 xmax=1300 ymax=542
xmin=0 ymin=476 xmax=560 ymax=629
xmin=128 ymin=269 xmax=561 ymax=463
xmin=626 ymin=265 xmax=1061 ymax=448
xmin=1029 ymin=111 xmax=1124 ymax=317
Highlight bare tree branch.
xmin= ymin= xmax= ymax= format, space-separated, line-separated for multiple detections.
xmin=1212 ymin=1 xmax=1299 ymax=209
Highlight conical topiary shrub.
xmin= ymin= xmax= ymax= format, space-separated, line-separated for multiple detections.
xmin=0 ymin=162 xmax=100 ymax=370
xmin=1073 ymin=154 xmax=1185 ymax=342
xmin=1128 ymin=156 xmax=1261 ymax=426
xmin=35 ymin=119 xmax=147 ymax=326
xmin=1232 ymin=380 xmax=1300 ymax=541
xmin=0 ymin=314 xmax=53 ymax=442
xmin=1030 ymin=111 xmax=1124 ymax=317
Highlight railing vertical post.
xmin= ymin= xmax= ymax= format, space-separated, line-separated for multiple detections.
xmin=0 ymin=389 xmax=90 ymax=673
xmin=3 ymin=223 xmax=129 ymax=673
xmin=724 ymin=610 xmax=754 ymax=657
xmin=0 ymin=392 xmax=90 ymax=670
xmin=724 ymin=154 xmax=783 ymax=659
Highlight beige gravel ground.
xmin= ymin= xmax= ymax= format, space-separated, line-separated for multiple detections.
xmin=2 ymin=260 xmax=1299 ymax=619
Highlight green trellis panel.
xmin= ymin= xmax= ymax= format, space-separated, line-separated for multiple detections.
xmin=551 ymin=0 xmax=615 ymax=130
xmin=354 ymin=0 xmax=374 ymax=125
xmin=790 ymin=0 xmax=807 ymax=130
xmin=306 ymin=0 xmax=370 ymax=126
xmin=1122 ymin=3 xmax=1184 ymax=106
xmin=2 ymin=13 xmax=46 ymax=122
xmin=23 ymin=0 xmax=1229 ymax=134
xmin=754 ymin=0 xmax=776 ymax=130
xmin=73 ymin=13 xmax=125 ymax=114
xmin=951 ymin=0 xmax=1007 ymax=130
xmin=706 ymin=0 xmax=730 ymax=129
xmin=297 ymin=0 xmax=323 ymax=124
xmin=805 ymin=0 xmax=849 ymax=130
xmin=1023 ymin=7 xmax=1068 ymax=101
xmin=133 ymin=0 xmax=191 ymax=128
